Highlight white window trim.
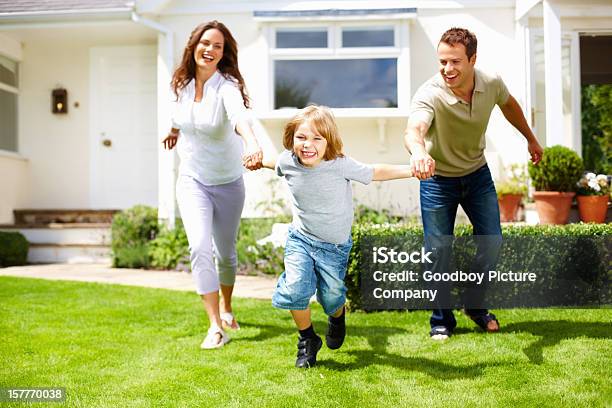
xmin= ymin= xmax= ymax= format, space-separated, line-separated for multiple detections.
xmin=0 ymin=82 xmax=18 ymax=94
xmin=0 ymin=56 xmax=19 ymax=155
xmin=0 ymin=149 xmax=27 ymax=161
xmin=265 ymin=19 xmax=411 ymax=113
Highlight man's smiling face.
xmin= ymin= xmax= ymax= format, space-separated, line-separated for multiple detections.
xmin=437 ymin=42 xmax=476 ymax=90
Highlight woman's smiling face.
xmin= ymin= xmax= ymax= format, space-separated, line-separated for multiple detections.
xmin=193 ymin=28 xmax=224 ymax=70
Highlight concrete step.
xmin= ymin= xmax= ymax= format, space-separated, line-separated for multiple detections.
xmin=13 ymin=209 xmax=118 ymax=225
xmin=0 ymin=212 xmax=114 ymax=264
xmin=27 ymin=244 xmax=111 ymax=264
xmin=0 ymin=224 xmax=111 ymax=246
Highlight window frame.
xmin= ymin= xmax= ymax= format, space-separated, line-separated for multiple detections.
xmin=0 ymin=54 xmax=19 ymax=155
xmin=266 ymin=20 xmax=409 ymax=114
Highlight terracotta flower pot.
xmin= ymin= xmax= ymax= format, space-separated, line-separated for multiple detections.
xmin=532 ymin=191 xmax=576 ymax=224
xmin=577 ymin=195 xmax=609 ymax=223
xmin=498 ymin=194 xmax=522 ymax=222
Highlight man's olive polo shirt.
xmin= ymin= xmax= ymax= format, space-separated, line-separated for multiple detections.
xmin=409 ymin=68 xmax=510 ymax=177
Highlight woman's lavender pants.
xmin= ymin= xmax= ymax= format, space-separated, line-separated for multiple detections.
xmin=176 ymin=175 xmax=245 ymax=295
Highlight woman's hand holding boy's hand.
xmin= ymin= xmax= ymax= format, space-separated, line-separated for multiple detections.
xmin=242 ymin=143 xmax=264 ymax=170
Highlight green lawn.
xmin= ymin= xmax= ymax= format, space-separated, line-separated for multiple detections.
xmin=1 ymin=277 xmax=610 ymax=407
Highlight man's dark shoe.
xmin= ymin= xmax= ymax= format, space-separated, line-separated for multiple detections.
xmin=295 ymin=335 xmax=323 ymax=368
xmin=326 ymin=312 xmax=346 ymax=350
xmin=429 ymin=325 xmax=452 ymax=340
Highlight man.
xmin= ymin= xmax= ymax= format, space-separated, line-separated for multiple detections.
xmin=405 ymin=27 xmax=543 ymax=340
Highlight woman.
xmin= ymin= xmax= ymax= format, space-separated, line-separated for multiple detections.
xmin=162 ymin=20 xmax=262 ymax=349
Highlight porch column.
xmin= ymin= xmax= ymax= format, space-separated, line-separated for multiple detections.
xmin=156 ymin=31 xmax=176 ymax=229
xmin=542 ymin=0 xmax=564 ymax=147
xmin=131 ymin=13 xmax=176 ymax=228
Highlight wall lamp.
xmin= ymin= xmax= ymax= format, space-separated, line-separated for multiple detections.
xmin=52 ymin=88 xmax=68 ymax=114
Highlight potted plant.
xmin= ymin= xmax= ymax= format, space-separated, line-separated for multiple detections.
xmin=496 ymin=164 xmax=528 ymax=222
xmin=576 ymin=172 xmax=610 ymax=223
xmin=528 ymin=145 xmax=584 ymax=224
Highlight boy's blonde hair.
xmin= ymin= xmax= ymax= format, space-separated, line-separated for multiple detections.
xmin=282 ymin=105 xmax=344 ymax=161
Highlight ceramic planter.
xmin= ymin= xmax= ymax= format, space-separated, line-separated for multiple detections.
xmin=576 ymin=195 xmax=609 ymax=223
xmin=498 ymin=194 xmax=522 ymax=222
xmin=532 ymin=191 xmax=576 ymax=224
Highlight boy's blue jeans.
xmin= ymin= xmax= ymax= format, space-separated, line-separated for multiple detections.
xmin=272 ymin=228 xmax=352 ymax=316
xmin=420 ymin=164 xmax=502 ymax=330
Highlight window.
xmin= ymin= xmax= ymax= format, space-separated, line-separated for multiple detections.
xmin=271 ymin=23 xmax=400 ymax=109
xmin=342 ymin=26 xmax=394 ymax=47
xmin=276 ymin=27 xmax=327 ymax=48
xmin=0 ymin=54 xmax=18 ymax=152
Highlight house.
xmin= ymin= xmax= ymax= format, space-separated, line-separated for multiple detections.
xmin=1 ymin=1 xmax=610 ymax=250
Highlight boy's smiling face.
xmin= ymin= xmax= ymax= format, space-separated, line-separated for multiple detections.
xmin=293 ymin=120 xmax=327 ymax=168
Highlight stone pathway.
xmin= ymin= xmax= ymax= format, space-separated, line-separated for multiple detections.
xmin=0 ymin=263 xmax=276 ymax=299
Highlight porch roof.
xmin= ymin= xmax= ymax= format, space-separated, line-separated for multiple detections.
xmin=0 ymin=0 xmax=134 ymax=22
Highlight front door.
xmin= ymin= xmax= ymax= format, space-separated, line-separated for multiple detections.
xmin=90 ymin=46 xmax=157 ymax=209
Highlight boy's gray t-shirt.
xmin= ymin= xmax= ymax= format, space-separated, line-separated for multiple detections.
xmin=276 ymin=150 xmax=374 ymax=244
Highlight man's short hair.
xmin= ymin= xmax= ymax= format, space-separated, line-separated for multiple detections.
xmin=439 ymin=28 xmax=477 ymax=59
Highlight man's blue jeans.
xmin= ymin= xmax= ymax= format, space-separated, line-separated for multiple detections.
xmin=420 ymin=164 xmax=502 ymax=330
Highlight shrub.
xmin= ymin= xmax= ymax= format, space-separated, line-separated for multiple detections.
xmin=354 ymin=204 xmax=404 ymax=225
xmin=149 ymin=220 xmax=190 ymax=271
xmin=238 ymin=216 xmax=289 ymax=275
xmin=244 ymin=242 xmax=285 ymax=276
xmin=111 ymin=205 xmax=158 ymax=268
xmin=140 ymin=216 xmax=288 ymax=275
xmin=528 ymin=145 xmax=584 ymax=192
xmin=582 ymin=84 xmax=612 ymax=174
xmin=346 ymin=222 xmax=612 ymax=311
xmin=0 ymin=231 xmax=29 ymax=267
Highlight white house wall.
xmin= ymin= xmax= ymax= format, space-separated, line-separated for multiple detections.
xmin=3 ymin=24 xmax=156 ymax=211
xmin=0 ymin=152 xmax=29 ymax=224
xmin=155 ymin=4 xmax=527 ymax=216
xmin=1 ymin=1 xmax=546 ymax=219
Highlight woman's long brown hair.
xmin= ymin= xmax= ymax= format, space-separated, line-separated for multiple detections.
xmin=171 ymin=20 xmax=250 ymax=108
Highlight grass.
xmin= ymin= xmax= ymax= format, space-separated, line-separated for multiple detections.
xmin=1 ymin=277 xmax=610 ymax=407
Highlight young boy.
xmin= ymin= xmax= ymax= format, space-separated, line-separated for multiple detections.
xmin=261 ymin=105 xmax=413 ymax=368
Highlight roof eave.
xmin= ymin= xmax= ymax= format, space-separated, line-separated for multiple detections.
xmin=0 ymin=8 xmax=133 ymax=24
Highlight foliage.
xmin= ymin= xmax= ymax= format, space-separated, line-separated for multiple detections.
xmin=238 ymin=217 xmax=289 ymax=276
xmin=346 ymin=222 xmax=612 ymax=311
xmin=581 ymin=84 xmax=612 ymax=174
xmin=496 ymin=163 xmax=528 ymax=198
xmin=353 ymin=204 xmax=405 ymax=225
xmin=149 ymin=219 xmax=190 ymax=271
xmin=576 ymin=172 xmax=611 ymax=196
xmin=243 ymin=242 xmax=285 ymax=276
xmin=111 ymin=205 xmax=158 ymax=268
xmin=528 ymin=145 xmax=583 ymax=192
xmin=0 ymin=231 xmax=29 ymax=267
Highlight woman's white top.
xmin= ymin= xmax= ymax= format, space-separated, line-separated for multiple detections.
xmin=171 ymin=70 xmax=249 ymax=186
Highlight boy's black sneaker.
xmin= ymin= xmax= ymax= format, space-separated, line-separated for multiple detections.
xmin=295 ymin=334 xmax=323 ymax=368
xmin=326 ymin=311 xmax=346 ymax=350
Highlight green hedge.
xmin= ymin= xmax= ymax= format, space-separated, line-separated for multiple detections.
xmin=0 ymin=231 xmax=29 ymax=267
xmin=111 ymin=212 xmax=288 ymax=274
xmin=111 ymin=205 xmax=159 ymax=268
xmin=149 ymin=219 xmax=190 ymax=271
xmin=347 ymin=223 xmax=612 ymax=311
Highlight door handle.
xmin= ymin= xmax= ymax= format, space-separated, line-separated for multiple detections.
xmin=102 ymin=139 xmax=112 ymax=147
